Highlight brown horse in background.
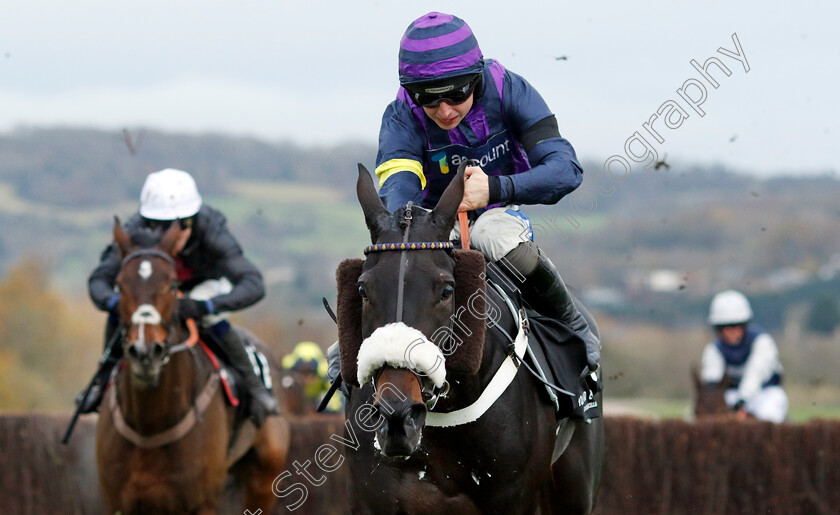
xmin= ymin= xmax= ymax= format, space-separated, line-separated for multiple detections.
xmin=95 ymin=219 xmax=290 ymax=514
xmin=691 ymin=368 xmax=752 ymax=421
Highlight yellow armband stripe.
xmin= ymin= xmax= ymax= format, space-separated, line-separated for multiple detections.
xmin=375 ymin=159 xmax=426 ymax=190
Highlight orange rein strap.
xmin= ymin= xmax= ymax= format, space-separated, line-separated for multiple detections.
xmin=169 ymin=291 xmax=200 ymax=354
xmin=458 ymin=211 xmax=470 ymax=250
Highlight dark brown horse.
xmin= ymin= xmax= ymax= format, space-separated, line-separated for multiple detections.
xmin=691 ymin=368 xmax=751 ymax=421
xmin=339 ymin=164 xmax=604 ymax=513
xmin=96 ymin=219 xmax=290 ymax=514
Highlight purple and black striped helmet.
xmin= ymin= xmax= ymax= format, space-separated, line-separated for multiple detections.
xmin=398 ymin=12 xmax=484 ymax=85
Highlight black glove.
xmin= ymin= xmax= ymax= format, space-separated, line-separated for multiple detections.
xmin=178 ymin=298 xmax=210 ymax=320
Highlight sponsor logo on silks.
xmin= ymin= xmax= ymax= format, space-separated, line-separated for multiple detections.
xmin=432 ymin=151 xmax=450 ymax=175
xmin=450 ymin=138 xmax=511 ymax=169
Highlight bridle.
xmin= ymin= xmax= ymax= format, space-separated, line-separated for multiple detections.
xmin=362 ymin=202 xmax=454 ymax=408
xmin=107 ymin=247 xmax=214 ymax=449
xmin=120 ymin=248 xmax=198 ymax=361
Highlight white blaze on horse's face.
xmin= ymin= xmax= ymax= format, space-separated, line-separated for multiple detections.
xmin=138 ymin=260 xmax=153 ymax=280
xmin=131 ymin=304 xmax=162 ymax=347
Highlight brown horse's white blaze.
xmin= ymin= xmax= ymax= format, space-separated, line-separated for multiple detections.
xmin=125 ymin=302 xmax=168 ymax=385
xmin=357 ymin=323 xmax=447 ymax=457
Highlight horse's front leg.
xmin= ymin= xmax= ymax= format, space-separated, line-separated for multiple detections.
xmin=239 ymin=417 xmax=290 ymax=514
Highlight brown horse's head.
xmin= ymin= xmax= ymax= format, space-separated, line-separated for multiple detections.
xmin=692 ymin=367 xmax=735 ymax=419
xmin=353 ymin=163 xmax=466 ymax=457
xmin=112 ymin=217 xmax=191 ymax=387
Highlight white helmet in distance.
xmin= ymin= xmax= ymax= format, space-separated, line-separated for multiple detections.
xmin=707 ymin=289 xmax=753 ymax=326
xmin=139 ymin=168 xmax=202 ymax=220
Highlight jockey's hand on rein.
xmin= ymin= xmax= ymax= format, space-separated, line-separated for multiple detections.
xmin=178 ymin=298 xmax=210 ymax=320
xmin=459 ymin=165 xmax=490 ymax=211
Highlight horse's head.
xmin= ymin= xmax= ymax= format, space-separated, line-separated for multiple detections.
xmin=692 ymin=367 xmax=733 ymax=419
xmin=352 ymin=163 xmax=471 ymax=457
xmin=112 ymin=217 xmax=192 ymax=387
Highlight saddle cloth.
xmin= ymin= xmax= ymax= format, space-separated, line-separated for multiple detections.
xmin=199 ymin=327 xmax=274 ymax=412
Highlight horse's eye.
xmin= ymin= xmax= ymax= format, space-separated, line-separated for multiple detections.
xmin=441 ymin=285 xmax=455 ymax=301
xmin=358 ymin=284 xmax=368 ymax=300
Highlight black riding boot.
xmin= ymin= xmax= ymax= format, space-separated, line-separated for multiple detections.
xmin=75 ymin=320 xmax=122 ymax=414
xmin=216 ymin=327 xmax=278 ymax=427
xmin=502 ymin=241 xmax=601 ymax=370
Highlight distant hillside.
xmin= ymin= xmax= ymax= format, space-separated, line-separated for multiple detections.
xmin=1 ymin=127 xmax=838 ymax=329
xmin=0 ymin=127 xmax=374 ymax=206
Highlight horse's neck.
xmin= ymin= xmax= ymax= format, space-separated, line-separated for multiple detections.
xmin=117 ymin=349 xmax=208 ymax=434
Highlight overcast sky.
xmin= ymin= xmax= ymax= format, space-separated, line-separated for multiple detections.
xmin=2 ymin=0 xmax=838 ymax=176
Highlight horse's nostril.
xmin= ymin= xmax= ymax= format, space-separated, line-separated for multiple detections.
xmin=152 ymin=342 xmax=165 ymax=358
xmin=408 ymin=403 xmax=427 ymax=430
xmin=128 ymin=345 xmax=139 ymax=358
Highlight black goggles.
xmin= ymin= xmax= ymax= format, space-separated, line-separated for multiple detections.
xmin=406 ymin=74 xmax=482 ymax=108
xmin=143 ymin=216 xmax=195 ymax=231
xmin=715 ymin=323 xmax=745 ymax=331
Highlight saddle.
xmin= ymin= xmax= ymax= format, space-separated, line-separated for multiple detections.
xmin=199 ymin=327 xmax=274 ymax=415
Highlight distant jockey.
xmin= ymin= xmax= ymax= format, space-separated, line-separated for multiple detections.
xmin=282 ymin=342 xmax=343 ymax=413
xmin=80 ymin=168 xmax=278 ymax=426
xmin=374 ymin=11 xmax=600 ymax=370
xmin=701 ymin=290 xmax=789 ymax=423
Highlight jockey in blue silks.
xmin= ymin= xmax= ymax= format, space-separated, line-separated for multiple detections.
xmin=701 ymin=290 xmax=788 ymax=423
xmin=375 ymin=11 xmax=600 ymax=371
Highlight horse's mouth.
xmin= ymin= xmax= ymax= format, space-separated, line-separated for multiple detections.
xmin=374 ymin=409 xmax=426 ymax=458
xmin=375 ymin=430 xmax=423 ymax=458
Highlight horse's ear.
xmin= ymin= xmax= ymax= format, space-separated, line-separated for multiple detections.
xmin=113 ymin=216 xmax=131 ymax=258
xmin=158 ymin=221 xmax=186 ymax=257
xmin=356 ymin=163 xmax=390 ymax=243
xmin=431 ymin=162 xmax=466 ymax=238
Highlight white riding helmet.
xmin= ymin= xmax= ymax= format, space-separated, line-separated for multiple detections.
xmin=139 ymin=168 xmax=202 ymax=220
xmin=707 ymin=290 xmax=753 ymax=326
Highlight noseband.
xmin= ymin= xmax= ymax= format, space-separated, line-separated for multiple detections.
xmin=363 ymin=202 xmax=454 ymax=408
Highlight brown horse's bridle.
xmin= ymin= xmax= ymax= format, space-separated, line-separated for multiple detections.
xmin=120 ymin=248 xmax=198 ymax=358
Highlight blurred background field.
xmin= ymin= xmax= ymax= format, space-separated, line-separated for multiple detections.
xmin=0 ymin=127 xmax=838 ymax=417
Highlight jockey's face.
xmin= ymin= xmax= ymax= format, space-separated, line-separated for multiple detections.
xmin=716 ymin=324 xmax=746 ymax=345
xmin=423 ymin=93 xmax=474 ymax=130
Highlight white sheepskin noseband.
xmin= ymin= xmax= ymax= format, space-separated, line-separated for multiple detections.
xmin=356 ymin=323 xmax=447 ymax=388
